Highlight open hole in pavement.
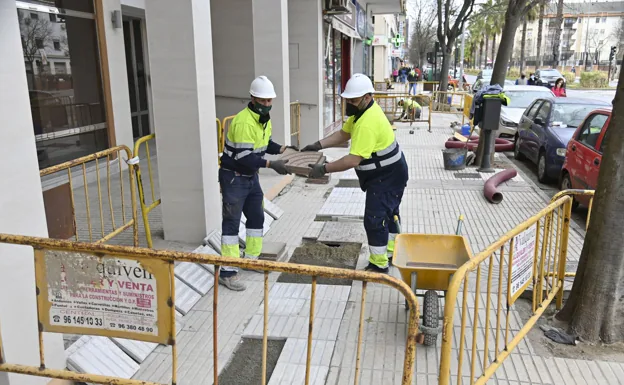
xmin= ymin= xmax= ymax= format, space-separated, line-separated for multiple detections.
xmin=277 ymin=242 xmax=362 ymax=286
xmin=218 ymin=337 xmax=286 ymax=384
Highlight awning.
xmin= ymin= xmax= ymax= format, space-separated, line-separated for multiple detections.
xmin=332 ymin=18 xmax=361 ymax=40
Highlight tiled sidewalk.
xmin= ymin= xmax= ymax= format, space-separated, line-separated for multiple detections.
xmin=63 ymin=112 xmax=621 ymax=384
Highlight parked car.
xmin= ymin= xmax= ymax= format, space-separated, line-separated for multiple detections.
xmin=560 ymin=109 xmax=612 ymax=208
xmin=535 ymin=69 xmax=565 ymax=88
xmin=476 ymin=69 xmax=493 ymax=81
xmin=514 ymin=97 xmax=611 ymax=183
xmin=471 ymin=78 xmax=515 ymax=94
xmin=497 ymin=86 xmax=555 ymax=138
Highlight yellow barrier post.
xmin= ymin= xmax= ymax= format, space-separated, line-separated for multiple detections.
xmin=0 ymin=233 xmax=420 ymax=385
xmin=132 ymin=134 xmax=160 ymax=248
xmin=40 ymin=146 xmax=139 ymax=246
xmin=439 ymin=196 xmax=574 ymax=385
xmin=289 ymin=102 xmax=301 ymax=148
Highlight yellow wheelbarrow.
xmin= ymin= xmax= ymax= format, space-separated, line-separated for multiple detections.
xmin=393 ymin=216 xmax=472 ymax=346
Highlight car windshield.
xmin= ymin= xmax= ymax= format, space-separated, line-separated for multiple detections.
xmin=541 ymin=70 xmax=561 ymax=77
xmin=551 ymin=104 xmax=605 ymax=128
xmin=506 ymin=90 xmax=554 ymax=108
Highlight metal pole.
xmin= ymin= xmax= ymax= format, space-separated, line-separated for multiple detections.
xmin=459 ymin=22 xmax=466 ymax=89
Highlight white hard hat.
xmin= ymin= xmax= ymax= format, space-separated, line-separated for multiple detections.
xmin=341 ymin=73 xmax=375 ymax=98
xmin=250 ymin=76 xmax=277 ymax=98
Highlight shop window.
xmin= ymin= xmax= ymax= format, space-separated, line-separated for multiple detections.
xmin=595 ymin=17 xmax=600 ymax=23
xmin=17 ymin=0 xmax=108 ymax=169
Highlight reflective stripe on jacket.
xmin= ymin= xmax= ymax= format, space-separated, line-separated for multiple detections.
xmin=220 ymin=105 xmax=282 ymax=175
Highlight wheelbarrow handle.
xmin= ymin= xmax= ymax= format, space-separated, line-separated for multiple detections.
xmin=456 ymin=214 xmax=464 ymax=235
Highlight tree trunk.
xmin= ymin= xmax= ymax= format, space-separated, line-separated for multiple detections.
xmin=479 ymin=41 xmax=484 ymax=68
xmin=485 ymin=35 xmax=489 ymax=66
xmin=520 ymin=18 xmax=527 ymax=73
xmin=439 ymin=49 xmax=452 ymax=96
xmin=492 ymin=34 xmax=497 ymax=67
xmin=557 ymin=60 xmax=624 ymax=343
xmin=552 ymin=0 xmax=564 ymax=67
xmin=537 ymin=0 xmax=545 ymax=67
xmin=491 ymin=14 xmax=523 ymax=85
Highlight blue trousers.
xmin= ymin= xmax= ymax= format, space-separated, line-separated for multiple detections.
xmin=219 ymin=169 xmax=264 ymax=276
xmin=409 ymin=82 xmax=417 ymax=95
xmin=364 ymin=188 xmax=405 ymax=268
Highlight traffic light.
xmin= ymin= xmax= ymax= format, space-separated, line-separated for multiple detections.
xmin=610 ymin=46 xmax=617 ymax=61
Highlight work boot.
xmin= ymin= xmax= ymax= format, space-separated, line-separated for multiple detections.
xmin=218 ymin=274 xmax=246 ymax=291
xmin=242 ymin=254 xmax=263 ymax=273
xmin=364 ymin=263 xmax=389 ymax=274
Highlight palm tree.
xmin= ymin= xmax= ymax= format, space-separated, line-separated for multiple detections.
xmin=520 ymin=7 xmax=539 ymax=72
xmin=489 ymin=7 xmax=505 ymax=66
xmin=536 ymin=0 xmax=546 ymax=67
xmin=468 ymin=17 xmax=485 ymax=68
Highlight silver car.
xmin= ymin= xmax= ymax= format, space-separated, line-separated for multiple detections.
xmin=498 ymin=85 xmax=555 ymax=138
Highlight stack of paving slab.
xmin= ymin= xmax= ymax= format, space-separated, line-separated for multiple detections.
xmin=64 ymin=196 xmax=287 ymax=381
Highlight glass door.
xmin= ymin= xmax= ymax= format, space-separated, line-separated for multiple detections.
xmin=123 ymin=17 xmax=150 ymax=139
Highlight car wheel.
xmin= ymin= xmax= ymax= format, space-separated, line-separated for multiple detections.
xmin=514 ymin=136 xmax=526 ymax=160
xmin=559 ymin=172 xmax=580 ymax=211
xmin=537 ymin=151 xmax=551 ymax=183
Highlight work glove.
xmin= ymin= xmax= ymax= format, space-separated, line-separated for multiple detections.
xmin=301 ymin=141 xmax=322 ymax=152
xmin=268 ymin=159 xmax=290 ymax=175
xmin=284 ymin=145 xmax=299 ymax=152
xmin=308 ymin=163 xmax=327 ymax=179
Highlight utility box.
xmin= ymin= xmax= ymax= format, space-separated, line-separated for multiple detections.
xmin=479 ymin=98 xmax=502 ymax=131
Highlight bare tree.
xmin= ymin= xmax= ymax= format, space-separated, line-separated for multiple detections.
xmin=612 ymin=17 xmax=624 ymax=55
xmin=586 ymin=29 xmax=607 ymax=65
xmin=18 ymin=10 xmax=53 ymax=72
xmin=556 ymin=55 xmax=623 ymax=343
xmin=436 ymin=0 xmax=476 ymax=93
xmin=551 ymin=0 xmax=564 ymax=67
xmin=408 ymin=0 xmax=437 ymax=68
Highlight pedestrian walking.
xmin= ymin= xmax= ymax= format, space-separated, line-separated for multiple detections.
xmin=407 ymin=68 xmax=418 ymax=95
xmin=392 ymin=68 xmax=399 ymax=82
xmin=527 ymin=73 xmax=536 ymax=85
xmin=552 ymin=78 xmax=566 ymax=97
xmin=515 ymin=73 xmax=527 ymax=85
xmin=301 ymin=74 xmax=409 ymax=273
xmin=571 ymin=66 xmax=576 ymax=75
xmin=218 ymin=76 xmax=296 ymax=291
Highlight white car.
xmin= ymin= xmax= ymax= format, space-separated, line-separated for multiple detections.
xmin=498 ymin=85 xmax=555 ymax=138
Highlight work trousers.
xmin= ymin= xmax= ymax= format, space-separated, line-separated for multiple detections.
xmin=219 ymin=168 xmax=264 ymax=277
xmin=364 ymin=188 xmax=405 ymax=268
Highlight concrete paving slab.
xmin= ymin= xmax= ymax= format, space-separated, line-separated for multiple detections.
xmin=316 ymin=188 xmax=366 ymax=221
xmin=279 ymin=148 xmax=324 ymax=177
xmin=111 ymin=338 xmax=158 ymax=364
xmin=66 ymin=336 xmax=139 ymax=380
xmin=264 ymin=197 xmax=284 ymax=219
xmin=260 ymin=241 xmax=287 ymax=262
xmin=174 ymin=262 xmax=215 ymax=295
xmin=174 ymin=277 xmax=202 ymax=315
xmin=303 ymin=221 xmax=325 ymax=243
xmin=317 ymin=222 xmax=366 ymax=246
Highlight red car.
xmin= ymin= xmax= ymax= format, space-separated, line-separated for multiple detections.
xmin=559 ymin=108 xmax=612 ymax=208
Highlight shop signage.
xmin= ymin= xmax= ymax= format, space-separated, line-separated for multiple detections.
xmin=391 ymin=48 xmax=404 ymax=57
xmin=372 ymin=35 xmax=388 ymax=46
xmin=356 ymin=3 xmax=366 ymax=38
xmin=335 ymin=2 xmax=356 ymax=29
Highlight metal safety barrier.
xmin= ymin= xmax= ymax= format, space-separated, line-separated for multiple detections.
xmin=373 ymin=94 xmax=432 ymax=131
xmin=0 ymin=234 xmax=420 ymax=385
xmin=290 ymin=101 xmax=301 ymax=148
xmin=216 ymin=118 xmax=223 ymax=155
xmin=220 ymin=115 xmax=235 ymax=157
xmin=551 ymin=189 xmax=595 ymax=231
xmin=438 ymin=196 xmax=574 ymax=385
xmin=131 ymin=134 xmax=159 ymax=248
xmin=40 ymin=145 xmax=138 ymax=246
xmin=430 ymin=91 xmax=470 ymax=126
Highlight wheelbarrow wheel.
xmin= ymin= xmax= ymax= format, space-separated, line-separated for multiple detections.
xmin=422 ymin=290 xmax=439 ymax=346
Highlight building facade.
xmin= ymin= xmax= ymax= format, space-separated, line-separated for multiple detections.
xmin=0 ymin=0 xmax=403 ymax=383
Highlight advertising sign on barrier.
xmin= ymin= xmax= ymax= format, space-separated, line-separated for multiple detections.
xmin=508 ymin=228 xmax=537 ymax=304
xmin=34 ymin=250 xmax=173 ymax=344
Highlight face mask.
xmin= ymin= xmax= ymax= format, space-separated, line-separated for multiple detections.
xmin=254 ymin=103 xmax=272 ymax=116
xmin=345 ymin=98 xmax=366 ymax=117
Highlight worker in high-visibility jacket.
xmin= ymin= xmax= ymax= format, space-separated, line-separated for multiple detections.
xmin=398 ymin=98 xmax=421 ymax=120
xmin=219 ymin=76 xmax=295 ymax=291
xmin=301 ymin=74 xmax=409 ymax=273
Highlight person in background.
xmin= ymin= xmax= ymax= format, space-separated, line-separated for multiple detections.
xmin=398 ymin=98 xmax=421 ymax=120
xmin=552 ymin=78 xmax=566 ymax=97
xmin=571 ymin=66 xmax=576 ymax=75
xmin=407 ymin=68 xmax=418 ymax=95
xmin=515 ymin=73 xmax=528 ymax=85
xmin=392 ymin=68 xmax=399 ymax=82
xmin=414 ymin=66 xmax=422 ymax=81
xmin=527 ymin=73 xmax=536 ymax=85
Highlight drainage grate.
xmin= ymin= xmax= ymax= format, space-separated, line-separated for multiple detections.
xmin=454 ymin=172 xmax=482 ymax=179
xmin=218 ymin=337 xmax=286 ymax=384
